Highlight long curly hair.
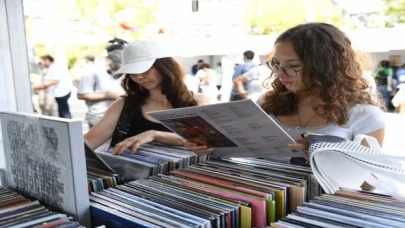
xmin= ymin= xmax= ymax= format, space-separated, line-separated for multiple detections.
xmin=122 ymin=57 xmax=197 ymax=113
xmin=260 ymin=23 xmax=382 ymax=125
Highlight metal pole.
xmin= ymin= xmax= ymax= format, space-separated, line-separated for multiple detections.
xmin=3 ymin=0 xmax=33 ymax=113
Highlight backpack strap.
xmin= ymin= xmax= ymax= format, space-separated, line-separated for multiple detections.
xmin=109 ymin=101 xmax=133 ymax=149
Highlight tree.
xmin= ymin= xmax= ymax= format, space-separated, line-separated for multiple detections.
xmin=243 ymin=0 xmax=345 ymax=34
xmin=383 ymin=0 xmax=405 ymax=26
xmin=39 ymin=0 xmax=159 ymax=71
xmin=50 ymin=0 xmax=158 ymax=39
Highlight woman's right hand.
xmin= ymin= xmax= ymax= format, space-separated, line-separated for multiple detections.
xmin=288 ymin=138 xmax=309 ymax=160
xmin=182 ymin=141 xmax=214 ymax=156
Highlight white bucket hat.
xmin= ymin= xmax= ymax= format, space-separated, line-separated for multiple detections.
xmin=113 ymin=40 xmax=171 ymax=79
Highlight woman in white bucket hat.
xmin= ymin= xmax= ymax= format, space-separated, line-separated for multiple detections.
xmin=84 ymin=40 xmax=211 ymax=155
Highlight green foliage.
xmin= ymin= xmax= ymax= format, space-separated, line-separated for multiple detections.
xmin=44 ymin=0 xmax=158 ymax=61
xmin=383 ymin=0 xmax=405 ymax=25
xmin=58 ymin=0 xmax=158 ymax=38
xmin=68 ymin=57 xmax=77 ymax=70
xmin=243 ymin=0 xmax=344 ymax=34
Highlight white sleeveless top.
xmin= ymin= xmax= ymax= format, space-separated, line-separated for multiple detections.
xmin=269 ymin=104 xmax=386 ymax=141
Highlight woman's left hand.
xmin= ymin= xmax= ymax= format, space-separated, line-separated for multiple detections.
xmin=182 ymin=141 xmax=214 ymax=156
xmin=288 ymin=138 xmax=309 ymax=159
xmin=112 ymin=130 xmax=156 ymax=155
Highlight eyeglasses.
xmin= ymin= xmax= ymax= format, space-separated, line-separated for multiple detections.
xmin=265 ymin=60 xmax=303 ymax=77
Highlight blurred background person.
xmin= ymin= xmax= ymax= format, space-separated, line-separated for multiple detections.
xmin=392 ymin=64 xmax=405 ymax=114
xmin=36 ymin=60 xmax=57 ymax=116
xmin=77 ymin=39 xmax=126 ymax=128
xmin=230 ymin=50 xmax=256 ymax=101
xmin=196 ymin=63 xmax=219 ymax=101
xmin=33 ymin=55 xmax=73 ymax=119
xmin=356 ymin=50 xmax=378 ymax=97
xmin=214 ymin=62 xmax=223 ymax=91
xmin=373 ymin=60 xmax=393 ymax=109
xmin=233 ymin=52 xmax=273 ymax=103
xmin=191 ymin=59 xmax=204 ymax=76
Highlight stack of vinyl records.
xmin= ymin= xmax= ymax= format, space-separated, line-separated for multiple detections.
xmin=0 ymin=188 xmax=83 ymax=227
xmin=85 ymin=143 xmax=123 ymax=193
xmin=95 ymin=143 xmax=208 ymax=182
xmin=272 ymin=188 xmax=405 ymax=227
xmin=87 ymin=169 xmax=122 ymax=193
xmin=90 ymin=157 xmax=320 ymax=227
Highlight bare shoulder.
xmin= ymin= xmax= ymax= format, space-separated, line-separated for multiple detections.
xmin=111 ymin=97 xmax=125 ymax=107
xmin=193 ymin=93 xmax=213 ymax=106
xmin=105 ymin=97 xmax=125 ymax=115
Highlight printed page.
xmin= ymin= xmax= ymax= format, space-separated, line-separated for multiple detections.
xmin=148 ymin=100 xmax=306 ymax=158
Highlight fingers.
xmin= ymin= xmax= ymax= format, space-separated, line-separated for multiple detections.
xmin=113 ymin=139 xmax=138 ymax=155
xmin=288 ymin=143 xmax=307 ymax=150
xmin=194 ymin=149 xmax=214 ymax=156
xmin=181 ymin=141 xmax=213 ymax=155
xmin=112 ymin=144 xmax=123 ymax=155
xmin=288 ymin=143 xmax=309 ymax=160
xmin=112 ymin=142 xmax=128 ymax=155
xmin=112 ymin=134 xmax=152 ymax=155
xmin=189 ymin=145 xmax=214 ymax=156
xmin=129 ymin=141 xmax=142 ymax=154
xmin=181 ymin=141 xmax=198 ymax=147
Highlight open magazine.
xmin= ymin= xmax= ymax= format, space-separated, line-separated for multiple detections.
xmin=148 ymin=99 xmax=306 ymax=158
xmin=306 ymin=133 xmax=405 ymax=195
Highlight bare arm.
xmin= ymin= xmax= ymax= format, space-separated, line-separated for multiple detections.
xmin=76 ymin=72 xmax=122 ymax=102
xmin=233 ymin=75 xmax=248 ymax=99
xmin=84 ymin=97 xmax=125 ymax=149
xmin=77 ymin=93 xmax=121 ymax=102
xmin=33 ymin=80 xmax=59 ymax=90
xmin=111 ymin=93 xmax=214 ymax=155
xmin=153 ymin=131 xmax=184 ymax=146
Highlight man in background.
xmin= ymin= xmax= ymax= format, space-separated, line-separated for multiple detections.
xmin=76 ymin=40 xmax=125 ymax=128
xmin=230 ymin=50 xmax=256 ymax=101
xmin=34 ymin=55 xmax=72 ymax=118
xmin=233 ymin=52 xmax=273 ymax=103
xmin=36 ymin=61 xmax=56 ymax=116
xmin=191 ymin=59 xmax=204 ymax=76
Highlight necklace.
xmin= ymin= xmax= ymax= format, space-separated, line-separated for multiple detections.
xmin=297 ymin=110 xmax=317 ymax=128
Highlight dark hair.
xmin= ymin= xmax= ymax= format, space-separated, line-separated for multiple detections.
xmin=197 ymin=59 xmax=204 ymax=63
xmin=260 ymin=23 xmax=381 ymax=125
xmin=217 ymin=62 xmax=222 ymax=67
xmin=122 ymin=57 xmax=197 ymax=113
xmin=106 ymin=38 xmax=128 ymax=53
xmin=106 ymin=50 xmax=122 ymax=72
xmin=243 ymin=50 xmax=254 ymax=60
xmin=199 ymin=63 xmax=211 ymax=69
xmin=85 ymin=54 xmax=95 ymax=62
xmin=379 ymin=60 xmax=389 ymax=68
xmin=41 ymin=55 xmax=54 ymax=62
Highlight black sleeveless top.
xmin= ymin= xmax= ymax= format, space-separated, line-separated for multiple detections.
xmin=127 ymin=104 xmax=171 ymax=137
xmin=109 ymin=101 xmax=171 ymax=148
xmin=110 ymin=92 xmax=195 ymax=148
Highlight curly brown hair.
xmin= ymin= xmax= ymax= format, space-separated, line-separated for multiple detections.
xmin=260 ymin=23 xmax=381 ymax=125
xmin=122 ymin=57 xmax=197 ymax=113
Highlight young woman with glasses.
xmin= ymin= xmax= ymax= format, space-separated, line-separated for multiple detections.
xmin=187 ymin=23 xmax=386 ymax=165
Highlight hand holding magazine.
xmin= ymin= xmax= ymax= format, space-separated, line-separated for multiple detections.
xmin=306 ymin=133 xmax=405 ymax=195
xmin=147 ymin=99 xmax=306 ymax=158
